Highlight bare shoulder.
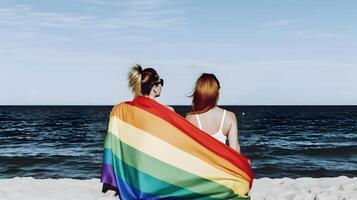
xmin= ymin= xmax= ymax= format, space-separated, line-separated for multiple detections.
xmin=225 ymin=110 xmax=237 ymax=123
xmin=186 ymin=114 xmax=199 ymax=126
xmin=185 ymin=114 xmax=195 ymax=121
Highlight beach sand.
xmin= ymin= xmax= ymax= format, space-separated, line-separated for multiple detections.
xmin=0 ymin=176 xmax=356 ymax=200
xmin=250 ymin=176 xmax=356 ymax=200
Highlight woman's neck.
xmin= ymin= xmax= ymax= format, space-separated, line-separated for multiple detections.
xmin=142 ymin=94 xmax=156 ymax=100
xmin=194 ymin=106 xmax=218 ymax=115
xmin=207 ymin=106 xmax=218 ymax=113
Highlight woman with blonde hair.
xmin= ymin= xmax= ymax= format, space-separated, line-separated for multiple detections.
xmin=127 ymin=64 xmax=174 ymax=110
xmin=186 ymin=73 xmax=241 ymax=152
xmin=102 ymin=64 xmax=173 ymax=197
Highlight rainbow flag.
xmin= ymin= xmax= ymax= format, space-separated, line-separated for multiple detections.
xmin=101 ymin=96 xmax=254 ymax=199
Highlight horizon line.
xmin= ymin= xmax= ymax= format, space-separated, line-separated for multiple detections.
xmin=1 ymin=104 xmax=357 ymax=106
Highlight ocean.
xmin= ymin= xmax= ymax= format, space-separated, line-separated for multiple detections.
xmin=0 ymin=106 xmax=356 ymax=179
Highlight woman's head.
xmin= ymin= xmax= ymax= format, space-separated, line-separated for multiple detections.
xmin=128 ymin=64 xmax=163 ymax=98
xmin=189 ymin=73 xmax=220 ymax=114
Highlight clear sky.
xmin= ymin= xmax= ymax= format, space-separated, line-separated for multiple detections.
xmin=1 ymin=0 xmax=356 ymax=105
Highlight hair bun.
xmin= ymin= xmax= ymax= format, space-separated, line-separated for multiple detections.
xmin=135 ymin=64 xmax=142 ymax=75
xmin=128 ymin=64 xmax=143 ymax=96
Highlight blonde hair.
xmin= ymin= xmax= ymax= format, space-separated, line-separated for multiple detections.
xmin=128 ymin=64 xmax=142 ymax=97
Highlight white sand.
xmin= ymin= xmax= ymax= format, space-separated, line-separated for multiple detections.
xmin=0 ymin=176 xmax=356 ymax=200
xmin=250 ymin=176 xmax=357 ymax=200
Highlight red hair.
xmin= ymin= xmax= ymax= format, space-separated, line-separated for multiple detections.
xmin=189 ymin=73 xmax=220 ymax=115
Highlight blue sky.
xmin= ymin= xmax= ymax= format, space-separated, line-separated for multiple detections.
xmin=1 ymin=0 xmax=356 ymax=105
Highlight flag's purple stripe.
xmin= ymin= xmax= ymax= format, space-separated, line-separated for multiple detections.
xmin=101 ymin=164 xmax=117 ymax=188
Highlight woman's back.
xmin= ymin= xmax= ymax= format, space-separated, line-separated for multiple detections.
xmin=187 ymin=107 xmax=240 ymax=152
xmin=188 ymin=107 xmax=228 ymax=134
xmin=187 ymin=106 xmax=238 ymax=144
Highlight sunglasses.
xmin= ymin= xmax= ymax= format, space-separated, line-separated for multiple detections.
xmin=155 ymin=78 xmax=164 ymax=86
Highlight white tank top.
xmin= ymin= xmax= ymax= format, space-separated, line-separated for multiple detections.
xmin=195 ymin=110 xmax=227 ymax=144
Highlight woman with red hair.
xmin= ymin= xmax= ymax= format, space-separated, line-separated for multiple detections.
xmin=186 ymin=73 xmax=241 ymax=152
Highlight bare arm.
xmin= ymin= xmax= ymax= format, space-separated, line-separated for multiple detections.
xmin=227 ymin=112 xmax=241 ymax=153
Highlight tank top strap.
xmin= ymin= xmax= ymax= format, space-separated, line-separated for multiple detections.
xmin=219 ymin=110 xmax=227 ymax=132
xmin=195 ymin=114 xmax=202 ymax=130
